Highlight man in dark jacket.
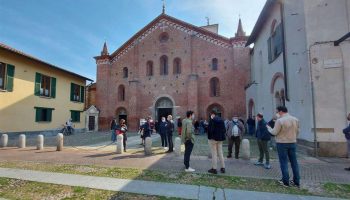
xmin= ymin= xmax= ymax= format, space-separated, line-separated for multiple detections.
xmin=207 ymin=110 xmax=226 ymax=174
xmin=159 ymin=117 xmax=168 ymax=149
xmin=343 ymin=113 xmax=350 ymax=171
xmin=166 ymin=115 xmax=174 ymax=153
xmin=254 ymin=113 xmax=271 ymax=169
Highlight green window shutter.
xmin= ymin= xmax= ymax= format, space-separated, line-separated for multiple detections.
xmin=6 ymin=64 xmax=15 ymax=92
xmin=50 ymin=77 xmax=56 ymax=98
xmin=77 ymin=112 xmax=80 ymax=122
xmin=80 ymin=85 xmax=85 ymax=103
xmin=267 ymin=37 xmax=272 ymax=63
xmin=47 ymin=109 xmax=52 ymax=122
xmin=70 ymin=83 xmax=74 ymax=101
xmin=35 ymin=108 xmax=41 ymax=122
xmin=35 ymin=73 xmax=41 ymax=96
xmin=70 ymin=111 xmax=74 ymax=121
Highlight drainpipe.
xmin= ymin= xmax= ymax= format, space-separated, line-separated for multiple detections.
xmin=308 ymin=43 xmax=318 ymax=157
xmin=280 ymin=1 xmax=289 ymax=101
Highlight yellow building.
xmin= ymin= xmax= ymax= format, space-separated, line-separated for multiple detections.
xmin=0 ymin=43 xmax=93 ymax=135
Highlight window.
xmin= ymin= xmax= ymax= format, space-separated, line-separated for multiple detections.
xmin=34 ymin=72 xmax=56 ymax=98
xmin=160 ymin=55 xmax=168 ymax=75
xmin=268 ymin=23 xmax=283 ymax=63
xmin=146 ymin=61 xmax=153 ymax=76
xmin=0 ymin=62 xmax=15 ymax=92
xmin=159 ymin=32 xmax=169 ymax=43
xmin=35 ymin=107 xmax=54 ymax=122
xmin=123 ymin=67 xmax=128 ymax=78
xmin=210 ymin=77 xmax=220 ymax=97
xmin=173 ymin=58 xmax=181 ymax=74
xmin=70 ymin=83 xmax=85 ymax=102
xmin=70 ymin=110 xmax=81 ymax=122
xmin=212 ymin=58 xmax=218 ymax=71
xmin=118 ymin=85 xmax=125 ymax=101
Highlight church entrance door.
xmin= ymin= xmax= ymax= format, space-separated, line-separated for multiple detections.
xmin=155 ymin=97 xmax=174 ymax=122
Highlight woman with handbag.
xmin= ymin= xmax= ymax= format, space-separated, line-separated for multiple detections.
xmin=116 ymin=119 xmax=128 ymax=152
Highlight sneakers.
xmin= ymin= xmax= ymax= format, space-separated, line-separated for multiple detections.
xmin=227 ymin=155 xmax=232 ymax=158
xmin=344 ymin=167 xmax=350 ymax=171
xmin=220 ymin=168 xmax=225 ymax=173
xmin=254 ymin=161 xmax=264 ymax=166
xmin=208 ymin=168 xmax=218 ymax=174
xmin=164 ymin=147 xmax=168 ymax=150
xmin=277 ymin=179 xmax=289 ymax=187
xmin=290 ymin=180 xmax=300 ymax=188
xmin=185 ymin=167 xmax=195 ymax=172
xmin=264 ymin=164 xmax=271 ymax=169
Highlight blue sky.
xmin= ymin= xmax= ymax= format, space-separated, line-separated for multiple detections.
xmin=0 ymin=0 xmax=265 ymax=81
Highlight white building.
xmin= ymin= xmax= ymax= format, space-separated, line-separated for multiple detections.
xmin=245 ymin=0 xmax=350 ymax=157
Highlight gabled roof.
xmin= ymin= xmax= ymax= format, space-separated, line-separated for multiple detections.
xmin=0 ymin=42 xmax=93 ymax=82
xmin=245 ymin=0 xmax=276 ymax=46
xmin=95 ymin=13 xmax=243 ymax=61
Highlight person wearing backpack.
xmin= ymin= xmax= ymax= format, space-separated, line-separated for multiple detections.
xmin=254 ymin=113 xmax=271 ymax=169
xmin=343 ymin=113 xmax=350 ymax=171
xmin=226 ymin=114 xmax=245 ymax=159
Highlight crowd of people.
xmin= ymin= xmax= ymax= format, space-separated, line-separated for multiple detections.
xmin=109 ymin=107 xmax=350 ymax=188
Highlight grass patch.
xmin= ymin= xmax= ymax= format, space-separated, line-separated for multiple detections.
xmin=0 ymin=161 xmax=348 ymax=198
xmin=0 ymin=177 xmax=182 ymax=200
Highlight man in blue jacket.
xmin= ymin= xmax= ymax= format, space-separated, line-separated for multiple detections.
xmin=343 ymin=113 xmax=350 ymax=171
xmin=207 ymin=110 xmax=226 ymax=174
xmin=254 ymin=113 xmax=271 ymax=169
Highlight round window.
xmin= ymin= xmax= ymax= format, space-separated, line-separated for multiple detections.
xmin=159 ymin=32 xmax=169 ymax=43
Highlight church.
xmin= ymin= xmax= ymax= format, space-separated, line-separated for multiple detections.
xmin=92 ymin=11 xmax=251 ymax=131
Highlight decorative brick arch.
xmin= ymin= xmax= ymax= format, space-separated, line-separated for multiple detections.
xmin=248 ymin=99 xmax=255 ymax=118
xmin=270 ymin=72 xmax=284 ymax=94
xmin=207 ymin=103 xmax=224 ymax=118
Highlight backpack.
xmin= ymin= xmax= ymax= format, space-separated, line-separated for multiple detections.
xmin=231 ymin=121 xmax=240 ymax=136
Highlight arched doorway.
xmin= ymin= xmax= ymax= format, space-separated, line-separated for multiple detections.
xmin=116 ymin=107 xmax=127 ymax=124
xmin=270 ymin=72 xmax=285 ymax=110
xmin=207 ymin=103 xmax=224 ymax=118
xmin=155 ymin=97 xmax=173 ymax=122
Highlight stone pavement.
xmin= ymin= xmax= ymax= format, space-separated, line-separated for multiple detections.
xmin=0 ymin=168 xmax=344 ymax=200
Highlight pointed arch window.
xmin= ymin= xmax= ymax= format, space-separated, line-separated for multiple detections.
xmin=212 ymin=58 xmax=218 ymax=71
xmin=173 ymin=58 xmax=181 ymax=74
xmin=210 ymin=77 xmax=220 ymax=97
xmin=146 ymin=61 xmax=153 ymax=76
xmin=160 ymin=55 xmax=168 ymax=75
xmin=123 ymin=67 xmax=128 ymax=78
xmin=118 ymin=85 xmax=125 ymax=101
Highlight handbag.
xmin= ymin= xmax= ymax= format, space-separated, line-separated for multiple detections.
xmin=115 ymin=130 xmax=123 ymax=135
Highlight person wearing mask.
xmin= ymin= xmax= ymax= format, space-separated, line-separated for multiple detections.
xmin=267 ymin=106 xmax=300 ymax=187
xmin=182 ymin=110 xmax=196 ymax=172
xmin=110 ymin=118 xmax=117 ymax=143
xmin=118 ymin=119 xmax=128 ymax=152
xmin=254 ymin=113 xmax=271 ymax=169
xmin=226 ymin=115 xmax=245 ymax=159
xmin=140 ymin=117 xmax=152 ymax=146
xmin=207 ymin=110 xmax=226 ymax=174
xmin=166 ymin=115 xmax=174 ymax=153
xmin=343 ymin=113 xmax=350 ymax=171
xmin=159 ymin=117 xmax=168 ymax=150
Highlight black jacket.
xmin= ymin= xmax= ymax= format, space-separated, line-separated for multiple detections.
xmin=208 ymin=116 xmax=226 ymax=141
xmin=159 ymin=121 xmax=168 ymax=135
xmin=167 ymin=121 xmax=174 ymax=135
xmin=256 ymin=119 xmax=271 ymax=141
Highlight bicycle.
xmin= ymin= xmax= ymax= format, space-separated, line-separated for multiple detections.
xmin=61 ymin=124 xmax=74 ymax=136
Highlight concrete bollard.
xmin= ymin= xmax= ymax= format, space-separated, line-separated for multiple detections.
xmin=57 ymin=133 xmax=63 ymax=151
xmin=241 ymin=139 xmax=250 ymax=160
xmin=18 ymin=134 xmax=26 ymax=148
xmin=144 ymin=137 xmax=152 ymax=155
xmin=37 ymin=135 xmax=44 ymax=150
xmin=116 ymin=134 xmax=124 ymax=154
xmin=174 ymin=137 xmax=181 ymax=156
xmin=0 ymin=134 xmax=8 ymax=148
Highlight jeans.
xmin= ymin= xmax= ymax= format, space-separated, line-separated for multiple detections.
xmin=276 ymin=143 xmax=300 ymax=186
xmin=111 ymin=130 xmax=116 ymax=142
xmin=209 ymin=140 xmax=225 ymax=169
xmin=167 ymin=133 xmax=173 ymax=151
xmin=184 ymin=140 xmax=194 ymax=169
xmin=228 ymin=136 xmax=241 ymax=158
xmin=257 ymin=139 xmax=269 ymax=165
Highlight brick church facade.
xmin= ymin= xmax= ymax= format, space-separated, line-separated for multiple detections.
xmin=93 ymin=13 xmax=250 ymax=131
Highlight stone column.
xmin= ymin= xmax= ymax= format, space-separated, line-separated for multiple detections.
xmin=128 ymin=80 xmax=140 ymax=131
xmin=116 ymin=134 xmax=124 ymax=154
xmin=144 ymin=137 xmax=152 ymax=156
xmin=241 ymin=139 xmax=250 ymax=160
xmin=37 ymin=135 xmax=44 ymax=150
xmin=0 ymin=134 xmax=8 ymax=148
xmin=174 ymin=137 xmax=181 ymax=156
xmin=18 ymin=134 xmax=26 ymax=148
xmin=57 ymin=133 xmax=63 ymax=151
xmin=187 ymin=74 xmax=199 ymax=115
